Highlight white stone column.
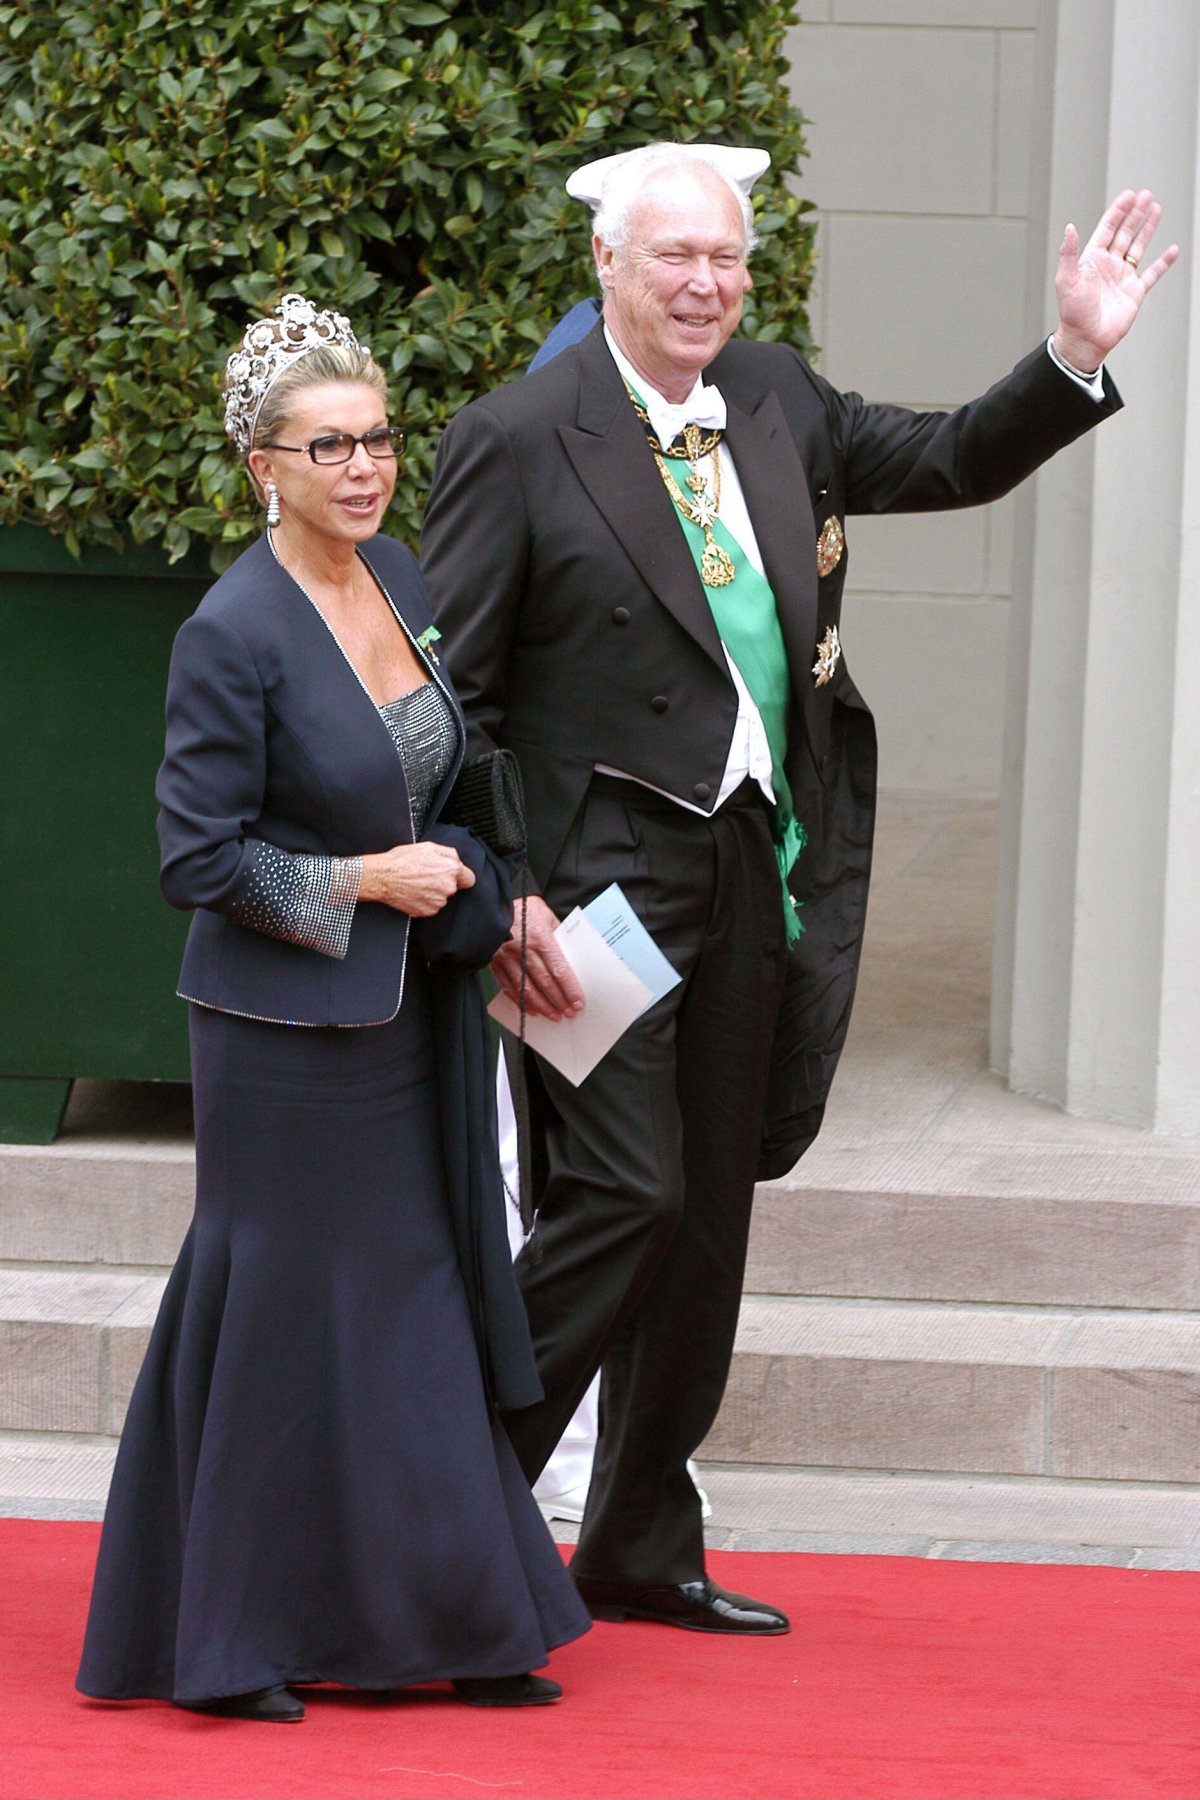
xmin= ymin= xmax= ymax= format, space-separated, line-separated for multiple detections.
xmin=992 ymin=0 xmax=1200 ymax=1131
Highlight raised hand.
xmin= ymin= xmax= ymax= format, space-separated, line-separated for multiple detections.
xmin=1052 ymin=188 xmax=1179 ymax=373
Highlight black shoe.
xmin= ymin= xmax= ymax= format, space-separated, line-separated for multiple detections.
xmin=452 ymin=1674 xmax=562 ymax=1707
xmin=573 ymin=1574 xmax=790 ymax=1635
xmin=184 ymin=1684 xmax=306 ymax=1722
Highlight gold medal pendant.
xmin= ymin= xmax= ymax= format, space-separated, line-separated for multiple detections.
xmin=701 ymin=538 xmax=736 ymax=587
xmin=651 ymin=441 xmax=738 ymax=587
xmin=682 ymin=422 xmax=705 ymax=462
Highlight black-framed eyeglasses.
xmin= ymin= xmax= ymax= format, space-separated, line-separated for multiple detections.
xmin=262 ymin=425 xmax=408 ymax=465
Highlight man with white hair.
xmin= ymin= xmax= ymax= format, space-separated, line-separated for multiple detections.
xmin=421 ymin=142 xmax=1174 ymax=1633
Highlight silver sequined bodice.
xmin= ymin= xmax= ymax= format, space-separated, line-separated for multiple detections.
xmin=378 ymin=680 xmax=458 ymax=833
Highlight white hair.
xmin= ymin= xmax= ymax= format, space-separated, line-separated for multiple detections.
xmin=591 ymin=143 xmax=758 ymax=257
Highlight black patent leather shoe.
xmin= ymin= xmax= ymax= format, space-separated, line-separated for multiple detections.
xmin=184 ymin=1683 xmax=306 ymax=1722
xmin=574 ymin=1574 xmax=790 ymax=1635
xmin=453 ymin=1673 xmax=562 ymax=1707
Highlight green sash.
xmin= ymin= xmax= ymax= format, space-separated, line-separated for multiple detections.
xmin=634 ymin=401 xmax=805 ymax=939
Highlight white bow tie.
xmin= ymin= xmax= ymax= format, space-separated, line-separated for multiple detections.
xmin=647 ymin=382 xmax=728 ymax=450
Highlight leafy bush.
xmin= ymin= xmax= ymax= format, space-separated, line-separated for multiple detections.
xmin=0 ymin=0 xmax=814 ymax=565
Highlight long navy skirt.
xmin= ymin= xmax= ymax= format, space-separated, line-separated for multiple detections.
xmin=77 ymin=964 xmax=589 ymax=1704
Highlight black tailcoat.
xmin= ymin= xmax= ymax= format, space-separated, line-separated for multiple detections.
xmin=421 ymin=323 xmax=1120 ymax=1172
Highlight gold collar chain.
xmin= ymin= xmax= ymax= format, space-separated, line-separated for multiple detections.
xmin=624 ymin=383 xmax=736 ymax=588
xmin=624 ymin=385 xmax=723 ymax=461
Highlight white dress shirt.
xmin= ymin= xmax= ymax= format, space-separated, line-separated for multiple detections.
xmin=595 ymin=328 xmax=776 ymax=815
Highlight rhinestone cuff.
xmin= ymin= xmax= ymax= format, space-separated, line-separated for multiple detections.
xmin=238 ymin=843 xmax=362 ymax=960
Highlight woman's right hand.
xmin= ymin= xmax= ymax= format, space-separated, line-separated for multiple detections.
xmin=358 ymin=843 xmax=475 ymax=916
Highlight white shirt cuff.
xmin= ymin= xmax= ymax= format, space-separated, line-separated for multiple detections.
xmin=1046 ymin=334 xmax=1106 ymax=401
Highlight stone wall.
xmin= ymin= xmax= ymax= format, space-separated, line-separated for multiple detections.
xmin=785 ymin=1 xmax=1039 ymax=792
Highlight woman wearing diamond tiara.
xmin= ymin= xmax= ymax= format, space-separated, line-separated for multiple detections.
xmin=76 ymin=295 xmax=589 ymax=1722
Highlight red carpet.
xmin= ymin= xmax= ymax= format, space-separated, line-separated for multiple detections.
xmin=2 ymin=1519 xmax=1196 ymax=1800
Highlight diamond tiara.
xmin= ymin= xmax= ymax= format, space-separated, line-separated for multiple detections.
xmin=223 ymin=293 xmax=367 ymax=455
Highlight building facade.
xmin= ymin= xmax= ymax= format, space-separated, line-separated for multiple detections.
xmin=786 ymin=0 xmax=1200 ymax=1133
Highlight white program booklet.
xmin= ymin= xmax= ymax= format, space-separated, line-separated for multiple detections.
xmin=489 ymin=884 xmax=683 ymax=1087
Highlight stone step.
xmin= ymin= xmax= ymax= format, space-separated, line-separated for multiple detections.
xmin=701 ymin=1296 xmax=1200 ymax=1484
xmin=0 ymin=1141 xmax=193 ymax=1271
xmin=6 ymin=1133 xmax=1200 ymax=1316
xmin=692 ymin=1464 xmax=1200 ymax=1566
xmin=746 ymin=1153 xmax=1200 ymax=1309
xmin=0 ymin=1433 xmax=118 ymax=1521
xmin=5 ymin=1271 xmax=1198 ymax=1488
xmin=2 ymin=1436 xmax=1198 ymax=1569
xmin=0 ymin=1269 xmax=164 ymax=1436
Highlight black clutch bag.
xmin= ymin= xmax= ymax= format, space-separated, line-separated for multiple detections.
xmin=442 ymin=748 xmax=527 ymax=857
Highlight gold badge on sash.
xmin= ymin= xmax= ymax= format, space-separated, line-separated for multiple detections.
xmin=812 ymin=624 xmax=842 ymax=688
xmin=816 ymin=515 xmax=845 ymax=578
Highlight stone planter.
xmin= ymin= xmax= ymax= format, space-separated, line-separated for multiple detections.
xmin=0 ymin=525 xmax=214 ymax=1141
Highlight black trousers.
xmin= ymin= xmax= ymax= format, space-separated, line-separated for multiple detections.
xmin=503 ymin=775 xmax=790 ymax=1585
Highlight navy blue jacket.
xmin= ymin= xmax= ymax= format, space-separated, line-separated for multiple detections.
xmin=156 ymin=531 xmax=514 ymax=1024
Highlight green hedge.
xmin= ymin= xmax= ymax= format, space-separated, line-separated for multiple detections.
xmin=0 ymin=0 xmax=814 ymax=566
